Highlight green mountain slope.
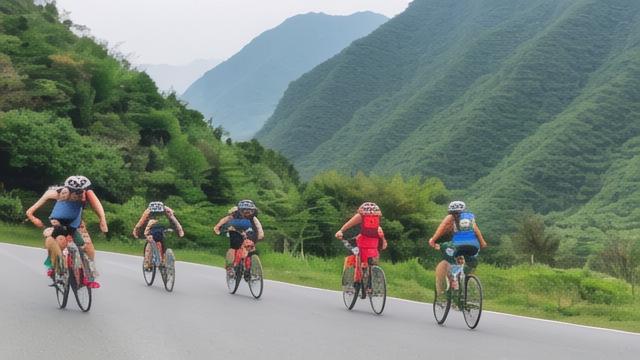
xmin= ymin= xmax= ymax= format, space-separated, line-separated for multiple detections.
xmin=257 ymin=0 xmax=640 ymax=245
xmin=181 ymin=12 xmax=388 ymax=140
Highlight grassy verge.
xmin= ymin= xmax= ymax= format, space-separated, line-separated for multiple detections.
xmin=1 ymin=223 xmax=638 ymax=333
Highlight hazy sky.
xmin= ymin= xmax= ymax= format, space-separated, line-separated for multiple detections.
xmin=54 ymin=0 xmax=411 ymax=65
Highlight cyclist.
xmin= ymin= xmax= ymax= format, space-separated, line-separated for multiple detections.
xmin=25 ymin=175 xmax=107 ymax=288
xmin=132 ymin=201 xmax=184 ymax=270
xmin=213 ymin=200 xmax=264 ymax=277
xmin=428 ymin=201 xmax=487 ymax=293
xmin=335 ymin=202 xmax=388 ymax=266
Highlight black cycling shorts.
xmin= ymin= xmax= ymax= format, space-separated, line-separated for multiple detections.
xmin=229 ymin=231 xmax=244 ymax=250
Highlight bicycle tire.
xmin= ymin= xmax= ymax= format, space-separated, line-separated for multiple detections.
xmin=369 ymin=266 xmax=387 ymax=315
xmin=462 ymin=274 xmax=483 ymax=329
xmin=433 ymin=277 xmax=451 ymax=325
xmin=227 ymin=264 xmax=242 ymax=294
xmin=143 ymin=242 xmax=156 ymax=286
xmin=70 ymin=270 xmax=92 ymax=312
xmin=163 ymin=249 xmax=175 ymax=292
xmin=341 ymin=266 xmax=358 ymax=310
xmin=248 ymin=255 xmax=263 ymax=299
xmin=54 ymin=256 xmax=70 ymax=309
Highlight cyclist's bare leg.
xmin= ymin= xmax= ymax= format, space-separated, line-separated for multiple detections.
xmin=156 ymin=242 xmax=164 ymax=263
xmin=435 ymin=260 xmax=450 ymax=295
xmin=77 ymin=223 xmax=95 ymax=260
xmin=144 ymin=242 xmax=152 ymax=269
xmin=225 ymin=248 xmax=235 ymax=267
xmin=43 ymin=231 xmax=63 ymax=270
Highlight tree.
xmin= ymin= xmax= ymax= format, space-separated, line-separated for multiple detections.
xmin=511 ymin=212 xmax=560 ymax=265
xmin=592 ymin=233 xmax=640 ymax=297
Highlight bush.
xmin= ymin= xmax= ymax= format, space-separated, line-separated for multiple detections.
xmin=579 ymin=277 xmax=632 ymax=305
xmin=0 ymin=193 xmax=22 ymax=223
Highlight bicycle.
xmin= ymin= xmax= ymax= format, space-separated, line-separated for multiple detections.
xmin=142 ymin=227 xmax=176 ymax=292
xmin=52 ymin=240 xmax=93 ymax=312
xmin=340 ymin=238 xmax=387 ymax=314
xmin=224 ymin=227 xmax=263 ymax=299
xmin=432 ymin=245 xmax=483 ymax=329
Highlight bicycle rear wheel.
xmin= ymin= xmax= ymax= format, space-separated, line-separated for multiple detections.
xmin=462 ymin=274 xmax=483 ymax=329
xmin=54 ymin=256 xmax=70 ymax=309
xmin=341 ymin=266 xmax=358 ymax=310
xmin=369 ymin=266 xmax=387 ymax=315
xmin=433 ymin=277 xmax=451 ymax=325
xmin=143 ymin=242 xmax=156 ymax=286
xmin=163 ymin=249 xmax=175 ymax=292
xmin=248 ymin=255 xmax=263 ymax=299
xmin=70 ymin=270 xmax=92 ymax=312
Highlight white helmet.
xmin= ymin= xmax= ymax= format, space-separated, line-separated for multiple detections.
xmin=64 ymin=175 xmax=91 ymax=191
xmin=148 ymin=201 xmax=165 ymax=213
xmin=448 ymin=201 xmax=466 ymax=214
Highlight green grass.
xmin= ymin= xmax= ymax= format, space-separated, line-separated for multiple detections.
xmin=1 ymin=223 xmax=638 ymax=333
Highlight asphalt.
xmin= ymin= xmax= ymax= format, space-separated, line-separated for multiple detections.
xmin=0 ymin=242 xmax=638 ymax=360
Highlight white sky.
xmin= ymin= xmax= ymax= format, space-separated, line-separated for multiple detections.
xmin=54 ymin=0 xmax=411 ymax=65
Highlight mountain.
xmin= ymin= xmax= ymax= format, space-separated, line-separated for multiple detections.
xmin=257 ymin=0 xmax=640 ymax=246
xmin=181 ymin=11 xmax=388 ymax=140
xmin=139 ymin=58 xmax=221 ymax=94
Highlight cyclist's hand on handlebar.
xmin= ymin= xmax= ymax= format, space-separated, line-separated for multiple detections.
xmin=428 ymin=237 xmax=440 ymax=250
xmin=382 ymin=239 xmax=388 ymax=250
xmin=213 ymin=226 xmax=221 ymax=235
xmin=335 ymin=230 xmax=344 ymax=240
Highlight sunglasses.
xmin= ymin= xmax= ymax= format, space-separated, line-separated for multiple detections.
xmin=67 ymin=188 xmax=85 ymax=195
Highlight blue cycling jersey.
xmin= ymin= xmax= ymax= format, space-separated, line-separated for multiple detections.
xmin=452 ymin=212 xmax=480 ymax=248
xmin=49 ymin=200 xmax=83 ymax=228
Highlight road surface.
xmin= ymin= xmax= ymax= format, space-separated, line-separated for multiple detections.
xmin=0 ymin=243 xmax=638 ymax=360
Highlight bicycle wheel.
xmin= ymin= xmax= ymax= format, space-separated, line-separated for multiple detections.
xmin=163 ymin=249 xmax=175 ymax=292
xmin=248 ymin=255 xmax=263 ymax=299
xmin=341 ymin=266 xmax=358 ymax=310
xmin=462 ymin=274 xmax=483 ymax=329
xmin=227 ymin=264 xmax=241 ymax=294
xmin=433 ymin=277 xmax=451 ymax=325
xmin=70 ymin=270 xmax=92 ymax=312
xmin=54 ymin=256 xmax=70 ymax=309
xmin=369 ymin=266 xmax=387 ymax=315
xmin=143 ymin=242 xmax=156 ymax=286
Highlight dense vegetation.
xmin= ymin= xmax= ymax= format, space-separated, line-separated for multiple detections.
xmin=257 ymin=0 xmax=640 ymax=264
xmin=182 ymin=11 xmax=387 ymax=140
xmin=0 ymin=0 xmax=446 ymax=263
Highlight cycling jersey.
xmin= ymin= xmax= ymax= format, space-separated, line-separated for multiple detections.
xmin=452 ymin=212 xmax=480 ymax=248
xmin=49 ymin=199 xmax=83 ymax=229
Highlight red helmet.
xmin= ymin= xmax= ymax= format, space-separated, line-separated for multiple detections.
xmin=358 ymin=202 xmax=381 ymax=216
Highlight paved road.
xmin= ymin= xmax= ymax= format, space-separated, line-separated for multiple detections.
xmin=0 ymin=243 xmax=638 ymax=360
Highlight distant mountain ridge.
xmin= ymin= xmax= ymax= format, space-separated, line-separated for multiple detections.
xmin=181 ymin=11 xmax=388 ymax=140
xmin=257 ymin=0 xmax=640 ymax=248
xmin=139 ymin=58 xmax=220 ymax=94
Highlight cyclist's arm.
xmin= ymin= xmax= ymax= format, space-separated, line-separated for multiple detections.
xmin=86 ymin=190 xmax=108 ymax=233
xmin=428 ymin=215 xmax=453 ymax=247
xmin=335 ymin=213 xmax=362 ymax=239
xmin=252 ymin=217 xmax=264 ymax=241
xmin=26 ymin=189 xmax=57 ymax=228
xmin=474 ymin=222 xmax=488 ymax=248
xmin=378 ymin=226 xmax=387 ymax=250
xmin=164 ymin=206 xmax=184 ymax=237
xmin=213 ymin=215 xmax=232 ymax=234
xmin=133 ymin=209 xmax=151 ymax=238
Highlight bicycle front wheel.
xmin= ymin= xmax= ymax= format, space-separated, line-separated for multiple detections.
xmin=54 ymin=256 xmax=70 ymax=309
xmin=433 ymin=277 xmax=451 ymax=325
xmin=368 ymin=266 xmax=387 ymax=315
xmin=248 ymin=255 xmax=263 ymax=299
xmin=163 ymin=249 xmax=175 ymax=292
xmin=462 ymin=274 xmax=483 ymax=329
xmin=227 ymin=264 xmax=241 ymax=294
xmin=70 ymin=270 xmax=92 ymax=312
xmin=143 ymin=242 xmax=156 ymax=286
xmin=341 ymin=266 xmax=358 ymax=310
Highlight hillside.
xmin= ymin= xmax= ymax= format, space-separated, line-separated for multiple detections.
xmin=257 ymin=0 xmax=640 ymax=246
xmin=181 ymin=11 xmax=388 ymax=140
